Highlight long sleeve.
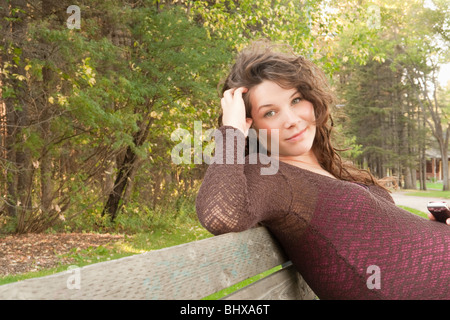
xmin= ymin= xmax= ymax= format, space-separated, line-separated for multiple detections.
xmin=196 ymin=126 xmax=258 ymax=235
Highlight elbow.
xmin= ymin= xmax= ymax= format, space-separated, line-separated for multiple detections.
xmin=195 ymin=185 xmax=255 ymax=235
xmin=196 ymin=209 xmax=233 ymax=236
xmin=198 ymin=217 xmax=251 ymax=236
xmin=196 ymin=204 xmax=254 ymax=236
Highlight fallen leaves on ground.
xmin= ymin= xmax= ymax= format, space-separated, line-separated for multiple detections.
xmin=0 ymin=233 xmax=124 ymax=277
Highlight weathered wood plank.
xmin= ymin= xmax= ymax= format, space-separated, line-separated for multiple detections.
xmin=222 ymin=263 xmax=315 ymax=300
xmin=0 ymin=227 xmax=289 ymax=300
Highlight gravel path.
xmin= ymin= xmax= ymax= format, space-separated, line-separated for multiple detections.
xmin=391 ymin=190 xmax=448 ymax=213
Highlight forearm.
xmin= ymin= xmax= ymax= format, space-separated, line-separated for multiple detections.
xmin=196 ymin=126 xmax=257 ymax=235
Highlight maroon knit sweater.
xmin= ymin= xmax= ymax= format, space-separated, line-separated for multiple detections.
xmin=196 ymin=126 xmax=450 ymax=300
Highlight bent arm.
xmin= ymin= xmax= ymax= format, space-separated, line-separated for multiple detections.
xmin=196 ymin=126 xmax=260 ymax=235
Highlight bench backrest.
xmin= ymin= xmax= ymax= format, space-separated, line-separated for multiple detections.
xmin=0 ymin=227 xmax=315 ymax=300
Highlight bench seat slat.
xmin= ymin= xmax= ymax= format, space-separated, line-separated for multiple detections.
xmin=222 ymin=264 xmax=315 ymax=300
xmin=0 ymin=227 xmax=291 ymax=300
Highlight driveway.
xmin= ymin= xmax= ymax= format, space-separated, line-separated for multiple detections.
xmin=390 ymin=190 xmax=449 ymax=213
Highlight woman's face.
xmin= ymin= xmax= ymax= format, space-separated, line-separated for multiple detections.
xmin=249 ymin=80 xmax=316 ymax=158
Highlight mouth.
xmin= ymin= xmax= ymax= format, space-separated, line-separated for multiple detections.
xmin=285 ymin=127 xmax=307 ymax=141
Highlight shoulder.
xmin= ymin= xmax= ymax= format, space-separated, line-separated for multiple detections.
xmin=243 ymin=154 xmax=294 ymax=204
xmin=367 ymin=184 xmax=395 ymax=203
xmin=243 ymin=153 xmax=285 ymax=190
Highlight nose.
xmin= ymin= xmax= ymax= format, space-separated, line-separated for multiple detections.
xmin=282 ymin=109 xmax=301 ymax=129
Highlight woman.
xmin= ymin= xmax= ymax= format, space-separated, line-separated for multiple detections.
xmin=196 ymin=41 xmax=450 ymax=299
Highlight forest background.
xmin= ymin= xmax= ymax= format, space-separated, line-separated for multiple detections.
xmin=0 ymin=0 xmax=449 ymax=242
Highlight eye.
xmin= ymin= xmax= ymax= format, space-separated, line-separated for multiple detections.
xmin=292 ymin=97 xmax=303 ymax=105
xmin=264 ymin=110 xmax=276 ymax=118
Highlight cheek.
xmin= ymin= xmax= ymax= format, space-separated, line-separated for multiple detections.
xmin=252 ymin=118 xmax=277 ymax=132
xmin=299 ymin=103 xmax=316 ymax=122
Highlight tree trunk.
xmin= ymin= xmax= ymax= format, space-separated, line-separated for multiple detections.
xmin=5 ymin=0 xmax=32 ymax=229
xmin=102 ymin=144 xmax=137 ymax=221
xmin=39 ymin=0 xmax=56 ymax=214
xmin=403 ymin=167 xmax=415 ymax=189
xmin=440 ymin=142 xmax=449 ymax=191
xmin=102 ymin=116 xmax=151 ymax=221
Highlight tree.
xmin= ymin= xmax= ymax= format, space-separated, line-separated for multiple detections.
xmin=334 ymin=0 xmax=450 ymax=190
xmin=4 ymin=0 xmax=446 ymax=233
xmin=392 ymin=0 xmax=450 ymax=190
xmin=1 ymin=0 xmax=33 ymax=228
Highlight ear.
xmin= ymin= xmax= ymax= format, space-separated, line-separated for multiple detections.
xmin=244 ymin=117 xmax=253 ymax=137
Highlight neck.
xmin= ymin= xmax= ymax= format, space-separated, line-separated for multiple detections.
xmin=277 ymin=151 xmax=320 ymax=167
xmin=276 ymin=153 xmax=336 ymax=179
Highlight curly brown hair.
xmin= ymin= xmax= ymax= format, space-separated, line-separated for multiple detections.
xmin=219 ymin=40 xmax=380 ymax=186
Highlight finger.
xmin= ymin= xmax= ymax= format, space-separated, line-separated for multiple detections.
xmin=447 ymin=218 xmax=450 ymax=226
xmin=427 ymin=212 xmax=436 ymax=221
xmin=222 ymin=88 xmax=247 ymax=109
xmin=233 ymin=87 xmax=248 ymax=97
xmin=223 ymin=87 xmax=247 ymax=97
xmin=222 ymin=89 xmax=233 ymax=101
xmin=222 ymin=92 xmax=236 ymax=108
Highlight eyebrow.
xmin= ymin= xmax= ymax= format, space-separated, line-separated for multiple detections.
xmin=257 ymin=91 xmax=300 ymax=111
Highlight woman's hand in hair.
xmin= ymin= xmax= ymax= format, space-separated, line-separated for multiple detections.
xmin=221 ymin=87 xmax=253 ymax=137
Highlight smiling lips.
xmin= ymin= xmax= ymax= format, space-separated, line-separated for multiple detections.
xmin=285 ymin=127 xmax=307 ymax=141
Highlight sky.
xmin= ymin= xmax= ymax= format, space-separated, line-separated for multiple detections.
xmin=438 ymin=63 xmax=450 ymax=88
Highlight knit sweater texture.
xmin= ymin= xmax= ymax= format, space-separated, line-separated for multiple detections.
xmin=196 ymin=126 xmax=450 ymax=299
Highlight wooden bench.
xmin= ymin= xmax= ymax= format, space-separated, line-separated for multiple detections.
xmin=0 ymin=226 xmax=315 ymax=300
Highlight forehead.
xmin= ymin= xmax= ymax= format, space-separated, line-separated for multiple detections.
xmin=250 ymin=81 xmax=298 ymax=106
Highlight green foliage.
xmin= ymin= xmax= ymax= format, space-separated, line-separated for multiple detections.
xmin=1 ymin=0 xmax=449 ymax=233
xmin=334 ymin=0 xmax=450 ymax=181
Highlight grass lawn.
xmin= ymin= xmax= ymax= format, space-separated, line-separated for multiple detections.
xmin=410 ymin=181 xmax=450 ymax=198
xmin=397 ymin=205 xmax=429 ymax=219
